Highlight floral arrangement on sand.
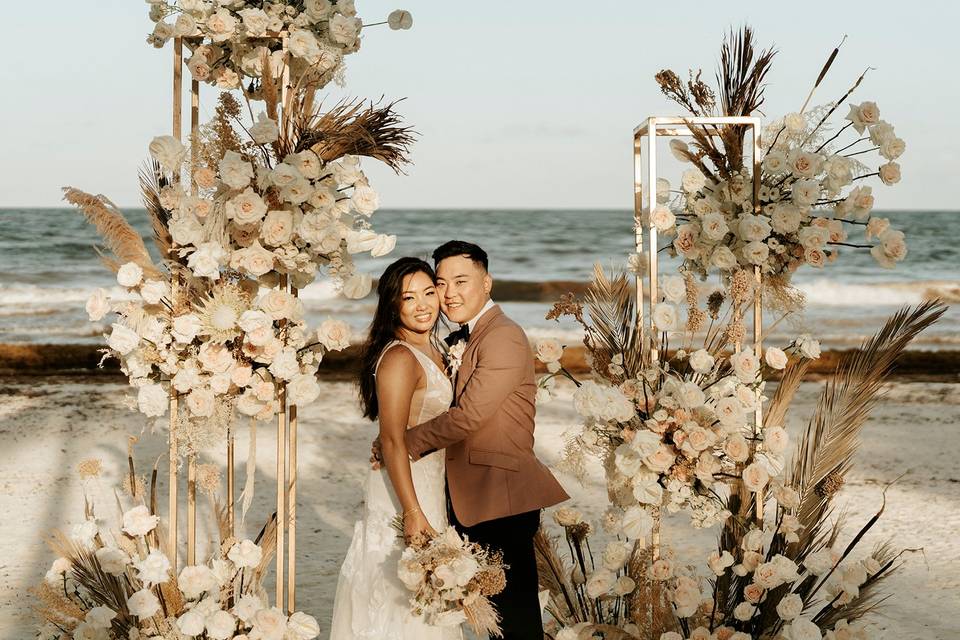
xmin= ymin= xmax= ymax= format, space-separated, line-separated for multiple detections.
xmin=532 ymin=28 xmax=945 ymax=640
xmin=34 ymin=454 xmax=319 ymax=640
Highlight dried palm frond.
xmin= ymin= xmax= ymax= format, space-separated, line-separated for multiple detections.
xmin=251 ymin=513 xmax=278 ymax=586
xmin=534 ymin=528 xmax=580 ymax=625
xmin=296 ymin=98 xmax=415 ymax=172
xmin=763 ymin=357 xmax=810 ymax=429
xmin=63 ymin=187 xmax=161 ymax=278
xmin=788 ymin=301 xmax=945 ymax=560
xmin=139 ymin=160 xmax=172 ymax=260
xmin=583 ymin=264 xmax=642 ymax=378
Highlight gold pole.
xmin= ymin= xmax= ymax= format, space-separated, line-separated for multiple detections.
xmin=227 ymin=425 xmax=235 ymax=535
xmin=187 ymin=455 xmax=197 ymax=565
xmin=633 ymin=130 xmax=645 ymax=346
xmin=168 ymin=36 xmax=183 ymax=573
xmin=752 ymin=124 xmax=764 ymax=524
xmin=287 ymin=314 xmax=298 ymax=613
xmin=647 ymin=118 xmax=660 ymax=366
xmin=275 ymin=273 xmax=288 ymax=609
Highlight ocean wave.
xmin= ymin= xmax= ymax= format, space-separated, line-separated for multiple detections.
xmin=0 ymin=284 xmax=136 ymax=307
xmin=796 ymin=279 xmax=960 ymax=306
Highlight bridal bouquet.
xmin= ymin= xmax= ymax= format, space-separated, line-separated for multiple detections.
xmin=397 ymin=526 xmax=507 ymax=637
xmin=649 ymin=28 xmax=907 ymax=282
xmin=34 ymin=455 xmax=319 ymax=640
xmin=145 ymin=0 xmax=413 ymax=91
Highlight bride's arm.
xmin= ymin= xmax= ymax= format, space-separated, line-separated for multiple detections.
xmin=376 ymin=346 xmax=437 ymax=543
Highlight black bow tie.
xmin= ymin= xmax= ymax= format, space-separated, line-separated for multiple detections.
xmin=444 ymin=325 xmax=470 ymax=346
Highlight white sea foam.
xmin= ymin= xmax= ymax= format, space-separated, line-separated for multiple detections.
xmin=796 ymin=279 xmax=960 ymax=307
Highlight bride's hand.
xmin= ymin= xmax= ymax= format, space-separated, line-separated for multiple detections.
xmin=402 ymin=508 xmax=436 ymax=547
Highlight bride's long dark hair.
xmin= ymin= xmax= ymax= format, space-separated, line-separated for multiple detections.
xmin=358 ymin=257 xmax=439 ymax=420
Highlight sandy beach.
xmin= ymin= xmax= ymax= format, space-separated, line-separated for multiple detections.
xmin=1 ymin=377 xmax=959 ymax=638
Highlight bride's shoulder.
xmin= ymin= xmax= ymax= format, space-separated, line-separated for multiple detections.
xmin=375 ymin=342 xmax=420 ymax=379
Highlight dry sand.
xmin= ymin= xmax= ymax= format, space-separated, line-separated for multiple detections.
xmin=1 ymin=378 xmax=959 ymax=638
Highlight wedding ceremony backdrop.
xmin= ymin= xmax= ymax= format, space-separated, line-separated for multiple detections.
xmin=21 ymin=4 xmax=951 ymax=640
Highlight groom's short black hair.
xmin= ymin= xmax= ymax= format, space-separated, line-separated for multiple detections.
xmin=432 ymin=240 xmax=488 ymax=272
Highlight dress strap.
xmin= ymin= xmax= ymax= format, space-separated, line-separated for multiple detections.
xmin=374 ymin=340 xmax=407 ymax=376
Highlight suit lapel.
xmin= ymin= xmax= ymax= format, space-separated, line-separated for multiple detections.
xmin=454 ymin=305 xmax=502 ymax=398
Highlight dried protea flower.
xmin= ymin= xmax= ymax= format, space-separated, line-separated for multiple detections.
xmin=816 ymin=471 xmax=845 ymax=498
xmin=707 ymin=291 xmax=725 ymax=318
xmin=77 ymin=458 xmax=103 ymax=479
xmin=197 ymin=463 xmax=221 ymax=497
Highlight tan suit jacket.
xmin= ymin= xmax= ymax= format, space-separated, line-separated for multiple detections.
xmin=404 ymin=305 xmax=569 ymax=527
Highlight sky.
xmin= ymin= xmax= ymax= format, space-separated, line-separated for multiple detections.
xmin=1 ymin=0 xmax=958 ymax=209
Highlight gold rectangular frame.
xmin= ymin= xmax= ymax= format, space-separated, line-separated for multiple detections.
xmin=169 ymin=34 xmax=300 ymax=610
xmin=632 ymin=116 xmax=765 ymax=530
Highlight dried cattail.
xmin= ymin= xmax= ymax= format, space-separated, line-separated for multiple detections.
xmin=815 ymin=471 xmax=845 ymax=498
xmin=77 ymin=458 xmax=103 ymax=480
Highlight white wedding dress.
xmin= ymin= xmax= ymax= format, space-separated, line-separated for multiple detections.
xmin=329 ymin=340 xmax=461 ymax=640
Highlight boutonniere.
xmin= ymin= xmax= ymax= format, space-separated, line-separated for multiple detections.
xmin=446 ymin=340 xmax=467 ymax=377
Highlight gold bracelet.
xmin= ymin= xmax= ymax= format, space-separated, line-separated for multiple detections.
xmin=403 ymin=507 xmax=422 ymax=518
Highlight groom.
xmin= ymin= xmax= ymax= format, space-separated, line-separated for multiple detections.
xmin=379 ymin=240 xmax=569 ymax=638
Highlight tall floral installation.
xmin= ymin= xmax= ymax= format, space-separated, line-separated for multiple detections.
xmin=533 ymin=29 xmax=944 ymax=640
xmin=34 ymin=2 xmax=413 ymax=639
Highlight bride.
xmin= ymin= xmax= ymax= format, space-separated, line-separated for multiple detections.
xmin=329 ymin=257 xmax=461 ymax=640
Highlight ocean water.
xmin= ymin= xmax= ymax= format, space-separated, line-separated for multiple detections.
xmin=0 ymin=208 xmax=957 ymax=349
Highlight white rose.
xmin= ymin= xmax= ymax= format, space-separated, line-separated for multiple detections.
xmin=742 ymin=240 xmax=770 ymax=266
xmin=86 ymin=288 xmax=111 ymax=321
xmin=771 ymin=204 xmax=802 ymax=234
xmin=226 ymin=188 xmax=268 ymax=225
xmin=724 ymin=434 xmax=750 ymax=462
xmin=280 ymin=177 xmax=313 ymax=205
xmin=708 ymin=550 xmax=735 ymax=576
xmin=137 ymin=382 xmax=168 ymax=417
xmin=177 ymin=609 xmax=206 ymax=636
xmin=187 ymin=242 xmax=226 ymax=280
xmin=127 ymin=589 xmax=161 ymax=618
xmin=238 ymin=7 xmax=269 ymax=36
xmin=671 ymin=576 xmax=701 ymax=617
xmin=776 ymin=593 xmax=804 ymax=621
xmin=763 ymin=425 xmax=789 ymax=453
xmin=232 ymin=594 xmax=265 ymax=624
xmin=270 ymin=163 xmax=303 ymax=188
xmin=107 ymin=323 xmax=139 ymax=355
xmin=730 ymin=348 xmax=760 ymax=382
xmin=632 ymin=471 xmax=663 ymax=505
xmin=795 ymin=334 xmax=821 ymax=359
xmin=173 ymin=13 xmax=197 ymax=37
xmin=878 ymin=161 xmax=901 ymax=185
xmin=764 ymin=347 xmax=788 ymax=370
xmin=789 ymin=150 xmax=822 ymax=179
xmin=117 ymin=262 xmax=144 ymax=288
xmin=228 ymin=539 xmax=263 ymax=569
xmin=258 ymin=289 xmax=301 ymax=321
xmin=701 ymin=212 xmax=729 ymax=241
xmin=341 ymin=272 xmax=372 ymax=299
xmin=689 ymin=349 xmax=715 ymax=373
xmin=252 ymin=607 xmax=288 ymax=640
xmin=289 ymin=29 xmax=322 ymax=62
xmin=287 ymin=373 xmax=321 ymax=406
xmin=149 ymin=135 xmax=186 ymax=173
xmin=140 ymin=280 xmax=168 ymax=305
xmin=177 ymin=564 xmax=219 ymax=599
xmin=762 ymin=150 xmax=788 ymax=174
xmin=792 ymin=179 xmax=821 ymax=207
xmin=205 ymin=610 xmax=237 ymax=640
xmin=230 ymin=241 xmax=275 ymax=278
xmin=784 ymin=617 xmax=824 ymax=640
xmin=880 ymin=136 xmax=906 ymax=161
xmin=660 ymin=275 xmax=686 ymax=303
xmin=601 ymin=541 xmax=631 ymax=571
xmin=328 ymin=13 xmax=360 ymax=45
xmin=621 ymin=505 xmax=654 ymax=539
xmin=388 ymin=9 xmax=414 ymax=30
xmin=738 ymin=214 xmax=772 ymax=242
xmin=803 ymin=549 xmax=834 ymax=575
xmin=351 ymin=184 xmax=380 ymax=216
xmin=370 ymin=234 xmax=396 ymax=258
xmin=742 ymin=461 xmax=770 ymax=492
xmin=85 ymin=605 xmax=117 ymax=629
xmin=172 ymin=314 xmax=203 ymax=344
xmin=95 ymin=547 xmax=130 ymax=575
xmin=287 ymin=611 xmax=321 ymax=640
xmin=219 ymin=151 xmax=254 ymax=190
xmin=711 ymin=245 xmax=738 ymax=270
xmin=734 ymin=601 xmax=756 ymax=621
xmin=133 ymin=549 xmax=171 ymax=587
xmin=649 ymin=205 xmax=675 ymax=231
xmin=260 ymin=210 xmax=294 ymax=247
xmin=536 ymin=338 xmax=564 ymax=364
xmin=250 ymin=112 xmax=279 ymax=144
xmin=268 ymin=348 xmax=301 ymax=381
xmin=186 ymin=387 xmax=216 ymax=417
xmin=681 ymin=168 xmax=706 ymax=193
xmin=205 ymin=8 xmax=237 ymax=42
xmin=585 ymin=569 xmax=615 ymax=598
xmin=169 ymin=213 xmax=204 ymax=247
xmin=122 ymin=505 xmax=159 ymax=537
xmin=652 ymin=302 xmax=677 ymax=331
